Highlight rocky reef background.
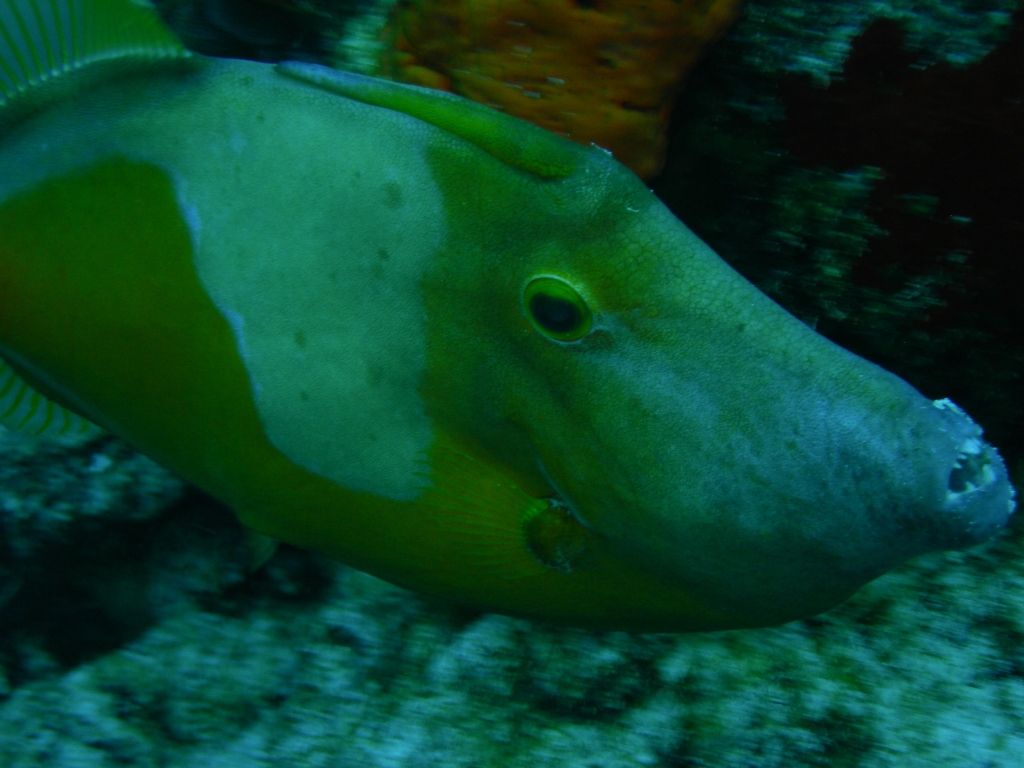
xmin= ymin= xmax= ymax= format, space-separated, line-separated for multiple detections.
xmin=2 ymin=1 xmax=1022 ymax=765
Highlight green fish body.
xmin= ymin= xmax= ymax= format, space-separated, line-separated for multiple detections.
xmin=0 ymin=0 xmax=1014 ymax=629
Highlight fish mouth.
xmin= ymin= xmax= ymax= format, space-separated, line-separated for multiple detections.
xmin=934 ymin=398 xmax=1016 ymax=544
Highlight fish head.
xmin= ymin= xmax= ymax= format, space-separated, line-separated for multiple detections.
xmin=425 ymin=149 xmax=1016 ymax=626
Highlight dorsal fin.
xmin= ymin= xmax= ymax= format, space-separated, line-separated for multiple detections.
xmin=277 ymin=62 xmax=586 ymax=180
xmin=0 ymin=357 xmax=102 ymax=439
xmin=0 ymin=0 xmax=190 ymax=114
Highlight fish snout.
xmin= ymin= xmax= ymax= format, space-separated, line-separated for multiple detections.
xmin=929 ymin=398 xmax=1016 ymax=547
xmin=627 ymin=373 xmax=1017 ymax=625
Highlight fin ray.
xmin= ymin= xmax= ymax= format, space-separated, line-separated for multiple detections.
xmin=0 ymin=356 xmax=102 ymax=439
xmin=414 ymin=438 xmax=562 ymax=581
xmin=0 ymin=0 xmax=190 ymax=111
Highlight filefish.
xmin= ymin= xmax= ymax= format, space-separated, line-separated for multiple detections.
xmin=0 ymin=0 xmax=1014 ymax=629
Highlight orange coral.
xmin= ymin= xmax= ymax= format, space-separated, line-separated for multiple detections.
xmin=380 ymin=0 xmax=743 ymax=178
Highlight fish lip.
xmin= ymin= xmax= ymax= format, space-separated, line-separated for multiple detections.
xmin=933 ymin=398 xmax=1016 ymax=544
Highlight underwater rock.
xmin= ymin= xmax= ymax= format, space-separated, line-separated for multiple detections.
xmin=0 ymin=429 xmax=182 ymax=681
xmin=0 ymin=533 xmax=1021 ymax=766
xmin=153 ymin=0 xmax=369 ymax=61
xmin=378 ymin=0 xmax=742 ymax=178
xmin=154 ymin=0 xmax=398 ymax=73
xmin=0 ymin=429 xmax=182 ymax=590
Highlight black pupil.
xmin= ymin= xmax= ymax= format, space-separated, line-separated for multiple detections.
xmin=530 ymin=292 xmax=580 ymax=334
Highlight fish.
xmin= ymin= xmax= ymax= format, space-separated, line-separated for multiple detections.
xmin=0 ymin=0 xmax=1015 ymax=630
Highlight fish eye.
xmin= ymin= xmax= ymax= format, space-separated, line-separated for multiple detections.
xmin=523 ymin=276 xmax=592 ymax=342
